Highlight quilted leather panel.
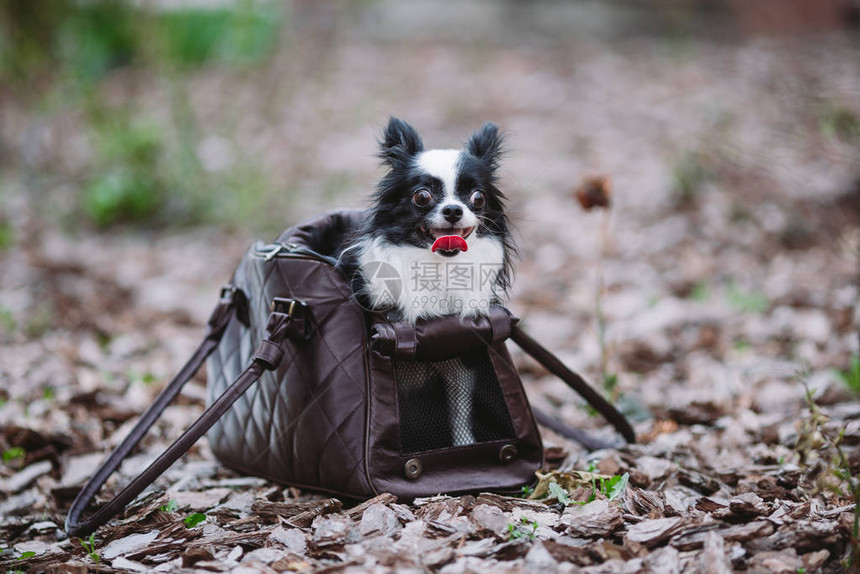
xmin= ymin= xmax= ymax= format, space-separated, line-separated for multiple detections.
xmin=206 ymin=246 xmax=373 ymax=497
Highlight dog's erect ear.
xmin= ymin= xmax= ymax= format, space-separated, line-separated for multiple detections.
xmin=379 ymin=117 xmax=424 ymax=166
xmin=466 ymin=122 xmax=503 ymax=171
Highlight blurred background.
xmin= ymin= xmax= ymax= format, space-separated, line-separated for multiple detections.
xmin=0 ymin=0 xmax=859 ymax=483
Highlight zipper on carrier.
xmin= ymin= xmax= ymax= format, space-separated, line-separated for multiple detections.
xmin=254 ymin=241 xmax=339 ymax=267
xmin=262 ymin=242 xmax=298 ymax=261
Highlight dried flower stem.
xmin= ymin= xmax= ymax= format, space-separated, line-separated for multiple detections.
xmin=595 ymin=208 xmax=617 ymax=402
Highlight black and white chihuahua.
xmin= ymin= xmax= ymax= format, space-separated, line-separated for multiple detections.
xmin=344 ymin=117 xmax=514 ymax=447
xmin=350 ymin=117 xmax=513 ymax=324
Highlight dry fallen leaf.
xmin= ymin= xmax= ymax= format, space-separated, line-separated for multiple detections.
xmin=574 ymin=175 xmax=612 ymax=210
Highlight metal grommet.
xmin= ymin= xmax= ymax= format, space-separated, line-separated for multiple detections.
xmin=404 ymin=458 xmax=422 ymax=480
xmin=499 ymin=444 xmax=518 ymax=463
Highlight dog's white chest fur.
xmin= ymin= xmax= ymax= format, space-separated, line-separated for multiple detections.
xmin=358 ymin=235 xmax=505 ymax=324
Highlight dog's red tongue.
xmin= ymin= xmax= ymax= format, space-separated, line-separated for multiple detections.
xmin=431 ymin=235 xmax=468 ymax=253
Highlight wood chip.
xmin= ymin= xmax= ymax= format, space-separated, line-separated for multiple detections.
xmin=626 ymin=517 xmax=686 ymax=547
xmin=282 ymin=499 xmax=343 ymax=528
xmin=310 ymin=515 xmax=353 ymax=550
xmin=677 ymin=469 xmax=722 ymax=495
xmin=542 ymin=539 xmax=597 ymax=567
xmin=471 ymin=504 xmax=510 ymax=537
xmin=727 ymin=492 xmax=769 ymax=517
xmin=801 ymin=549 xmax=830 ymax=571
xmin=697 ymin=531 xmax=732 ymax=574
xmin=181 ymin=546 xmax=215 ymax=567
xmin=476 ymin=492 xmax=549 ymax=512
xmin=252 ymin=498 xmax=320 ymax=522
xmin=4 ymin=460 xmax=53 ymax=493
xmin=736 ymin=475 xmax=790 ymax=502
xmin=622 ymin=487 xmax=665 ymax=518
xmin=671 ymin=520 xmax=774 ymax=551
xmin=358 ymin=502 xmax=401 ymax=537
xmin=747 ymin=548 xmax=803 ymax=574
xmin=695 ymin=496 xmax=728 ymax=513
xmin=751 ymin=520 xmax=841 ymax=554
xmin=643 ymin=546 xmax=681 ymax=572
xmin=345 ymin=493 xmax=397 ymax=520
xmin=102 ymin=530 xmax=160 ymax=560
xmin=563 ymin=499 xmax=624 ymax=538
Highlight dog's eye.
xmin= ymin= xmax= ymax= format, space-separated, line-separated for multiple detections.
xmin=470 ymin=190 xmax=485 ymax=208
xmin=412 ymin=189 xmax=433 ymax=207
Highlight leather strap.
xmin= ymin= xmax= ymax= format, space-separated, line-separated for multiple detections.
xmin=531 ymin=408 xmax=617 ymax=451
xmin=510 ymin=325 xmax=636 ymax=444
xmin=64 ymin=289 xmax=303 ymax=539
xmin=392 ymin=321 xmax=418 ymax=361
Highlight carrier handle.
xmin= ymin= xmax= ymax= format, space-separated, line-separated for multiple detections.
xmin=65 ymin=290 xmax=307 ymax=539
xmin=370 ymin=306 xmax=516 ymax=362
xmin=510 ymin=325 xmax=636 ymax=444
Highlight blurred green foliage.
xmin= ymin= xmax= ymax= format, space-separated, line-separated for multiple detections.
xmin=61 ymin=2 xmax=141 ymax=83
xmin=0 ymin=306 xmax=15 ymax=334
xmin=670 ymin=150 xmax=711 ymax=208
xmin=84 ymin=119 xmax=165 ymax=227
xmin=160 ymin=5 xmax=282 ymax=68
xmin=0 ymin=1 xmax=138 ymax=87
xmin=820 ymin=104 xmax=860 ymax=145
xmin=25 ymin=301 xmax=55 ymax=338
xmin=689 ymin=281 xmax=710 ymax=302
xmin=836 ymin=355 xmax=860 ymax=396
xmin=0 ymin=0 xmax=285 ymax=229
xmin=0 ymin=219 xmax=14 ymax=250
xmin=0 ymin=0 xmax=282 ymax=85
xmin=726 ymin=282 xmax=769 ymax=314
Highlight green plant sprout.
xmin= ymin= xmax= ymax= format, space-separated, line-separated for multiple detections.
xmin=160 ymin=499 xmax=178 ymax=513
xmin=548 ymin=482 xmax=572 ymax=505
xmin=581 ymin=472 xmax=629 ymax=504
xmin=835 ymin=355 xmax=860 ymax=395
xmin=2 ymin=447 xmax=25 ymax=464
xmin=605 ymin=473 xmax=630 ymax=501
xmin=794 ymin=380 xmax=860 ymax=571
xmin=542 ymin=467 xmax=630 ymax=507
xmin=80 ymin=533 xmax=99 ymax=564
xmin=505 ymin=517 xmax=538 ymax=541
xmin=184 ymin=513 xmax=207 ymax=528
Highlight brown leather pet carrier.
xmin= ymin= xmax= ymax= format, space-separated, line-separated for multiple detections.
xmin=66 ymin=210 xmax=633 ymax=538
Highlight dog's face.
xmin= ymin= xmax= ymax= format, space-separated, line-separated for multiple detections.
xmin=368 ymin=118 xmax=510 ymax=259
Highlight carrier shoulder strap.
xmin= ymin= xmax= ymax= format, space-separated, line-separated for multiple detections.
xmin=65 ymin=288 xmax=308 ymax=539
xmin=510 ymin=325 xmax=636 ymax=444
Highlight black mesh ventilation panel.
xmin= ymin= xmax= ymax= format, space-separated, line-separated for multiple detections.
xmin=395 ymin=350 xmax=515 ymax=454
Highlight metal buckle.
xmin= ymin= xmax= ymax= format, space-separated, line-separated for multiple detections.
xmin=219 ymin=284 xmax=238 ymax=302
xmin=270 ymin=297 xmax=298 ymax=316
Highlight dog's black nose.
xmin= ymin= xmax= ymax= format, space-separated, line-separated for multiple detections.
xmin=441 ymin=204 xmax=463 ymax=223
